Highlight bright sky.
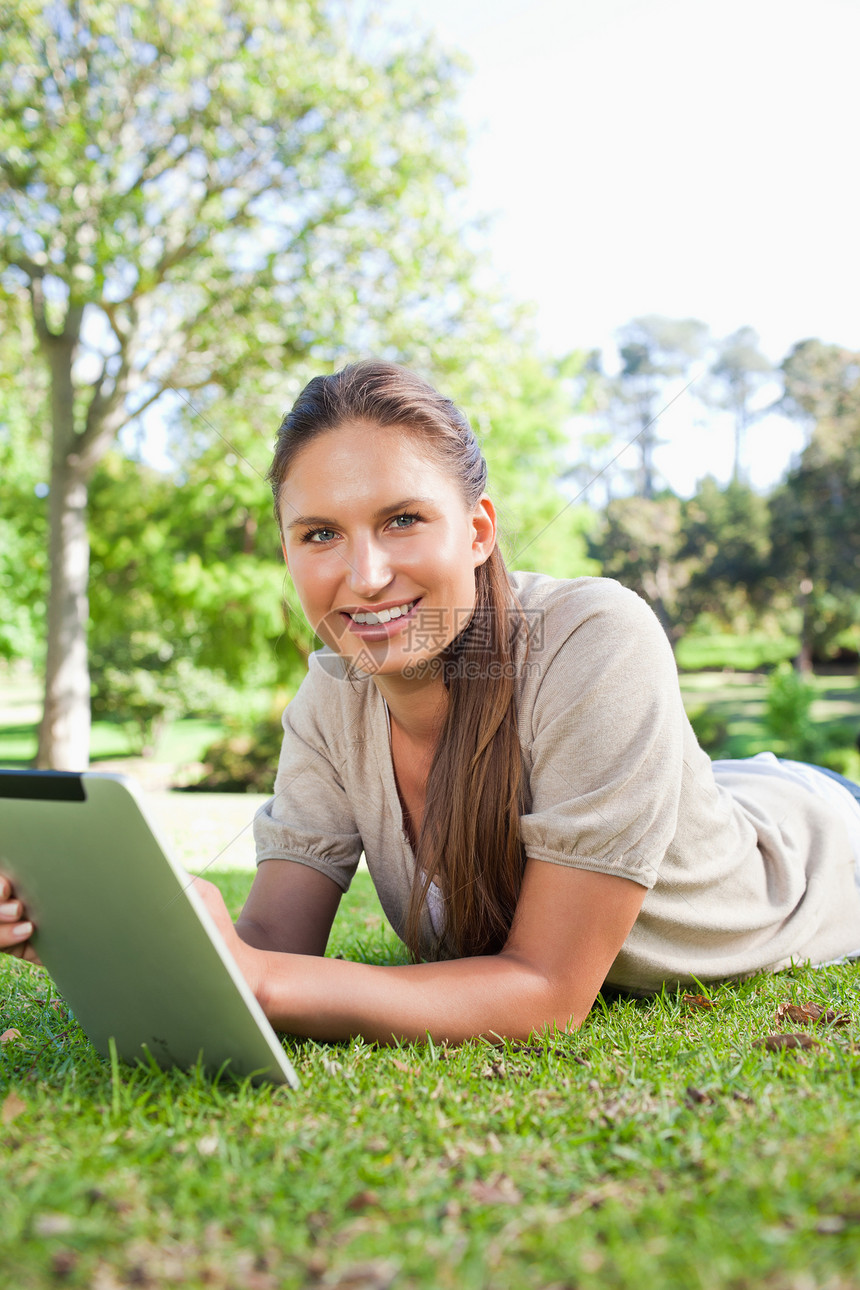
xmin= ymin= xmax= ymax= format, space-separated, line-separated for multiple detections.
xmin=383 ymin=0 xmax=860 ymax=494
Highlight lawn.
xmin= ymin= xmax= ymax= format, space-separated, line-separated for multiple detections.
xmin=2 ymin=864 xmax=859 ymax=1290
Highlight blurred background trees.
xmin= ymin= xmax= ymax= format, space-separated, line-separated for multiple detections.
xmin=1 ymin=3 xmax=858 ymax=777
xmin=0 ymin=0 xmax=530 ymax=767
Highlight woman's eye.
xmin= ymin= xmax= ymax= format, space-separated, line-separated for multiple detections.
xmin=303 ymin=528 xmax=338 ymax=544
xmin=389 ymin=513 xmax=420 ymax=530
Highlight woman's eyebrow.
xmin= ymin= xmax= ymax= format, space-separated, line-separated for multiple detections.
xmin=284 ymin=498 xmax=433 ymax=532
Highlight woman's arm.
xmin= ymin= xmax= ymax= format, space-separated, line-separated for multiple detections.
xmin=196 ymin=859 xmax=646 ymax=1044
xmin=234 ymin=859 xmax=343 ymax=956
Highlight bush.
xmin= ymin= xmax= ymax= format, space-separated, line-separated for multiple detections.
xmin=762 ymin=663 xmax=824 ymax=760
xmin=192 ymin=715 xmax=285 ymax=792
xmin=686 ymin=705 xmax=730 ymax=755
xmin=91 ymin=636 xmax=239 ymax=756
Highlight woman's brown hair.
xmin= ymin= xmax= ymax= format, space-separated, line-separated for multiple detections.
xmin=268 ymin=361 xmax=527 ymax=960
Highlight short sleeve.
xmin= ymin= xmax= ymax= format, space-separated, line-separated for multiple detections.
xmin=253 ymin=656 xmax=363 ymax=892
xmin=518 ymin=581 xmax=686 ymax=888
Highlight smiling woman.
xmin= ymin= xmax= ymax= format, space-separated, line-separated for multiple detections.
xmin=4 ymin=362 xmax=860 ymax=1045
xmin=277 ymin=418 xmax=496 ymax=682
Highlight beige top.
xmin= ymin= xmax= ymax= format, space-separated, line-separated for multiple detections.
xmin=254 ymin=573 xmax=860 ymax=991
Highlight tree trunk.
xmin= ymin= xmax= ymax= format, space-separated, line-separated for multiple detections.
xmin=796 ymin=578 xmax=815 ymax=676
xmin=36 ymin=338 xmax=92 ymax=770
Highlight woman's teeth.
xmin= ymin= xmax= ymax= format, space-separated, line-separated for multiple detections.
xmin=350 ymin=600 xmax=416 ymax=625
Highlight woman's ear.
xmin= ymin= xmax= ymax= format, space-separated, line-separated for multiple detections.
xmin=471 ymin=495 xmax=497 ymax=567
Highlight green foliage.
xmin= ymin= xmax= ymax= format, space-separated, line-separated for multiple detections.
xmin=0 ymin=0 xmax=476 ymax=374
xmin=762 ymin=663 xmax=827 ymax=761
xmin=678 ymin=671 xmax=860 ymax=771
xmin=685 ymin=705 xmax=730 ymax=754
xmin=472 ymin=351 xmax=597 ymax=579
xmin=0 ymin=296 xmax=49 ymax=662
xmin=770 ymin=340 xmax=860 ymax=662
xmin=587 ymin=493 xmax=690 ymax=644
xmin=90 ymin=654 xmax=238 ymax=756
xmin=193 ymin=715 xmax=286 ymax=792
xmin=675 ymin=632 xmax=798 ymax=673
xmin=85 ymin=449 xmax=307 ymax=740
xmin=680 ymin=477 xmax=775 ymax=629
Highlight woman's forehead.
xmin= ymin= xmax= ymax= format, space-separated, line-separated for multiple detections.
xmin=285 ymin=420 xmax=448 ymax=482
xmin=276 ymin=422 xmax=476 ymax=530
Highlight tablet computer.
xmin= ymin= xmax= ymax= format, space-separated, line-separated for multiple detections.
xmin=0 ymin=769 xmax=298 ymax=1088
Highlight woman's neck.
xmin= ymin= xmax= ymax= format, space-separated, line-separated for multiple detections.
xmin=373 ymin=670 xmax=448 ymax=745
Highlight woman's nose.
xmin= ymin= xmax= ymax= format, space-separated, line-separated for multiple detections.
xmin=343 ymin=537 xmax=393 ymax=598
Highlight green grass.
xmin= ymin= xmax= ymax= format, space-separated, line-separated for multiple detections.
xmin=0 ymin=716 xmax=231 ymax=769
xmin=2 ymin=869 xmax=860 ymax=1290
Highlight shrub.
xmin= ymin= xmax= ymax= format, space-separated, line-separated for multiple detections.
xmin=763 ymin=662 xmax=830 ymax=763
xmin=192 ymin=715 xmax=285 ymax=792
xmin=686 ymin=705 xmax=730 ymax=755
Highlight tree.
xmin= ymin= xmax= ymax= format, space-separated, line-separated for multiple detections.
xmin=611 ymin=315 xmax=710 ymax=498
xmin=701 ymin=327 xmax=773 ymax=483
xmin=587 ymin=493 xmax=692 ymax=647
xmin=771 ymin=340 xmax=860 ymax=669
xmin=461 ymin=351 xmax=597 ymax=581
xmin=0 ymin=0 xmax=478 ymax=768
xmin=780 ymin=338 xmax=860 ymax=433
xmin=570 ymin=318 xmax=710 ymax=503
xmin=679 ymin=476 xmax=774 ymax=631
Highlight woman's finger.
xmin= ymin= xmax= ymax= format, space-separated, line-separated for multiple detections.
xmin=1 ymin=897 xmax=24 ymax=921
xmin=0 ymin=919 xmax=34 ymax=950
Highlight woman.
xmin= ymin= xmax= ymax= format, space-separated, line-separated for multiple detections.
xmin=3 ymin=362 xmax=860 ymax=1043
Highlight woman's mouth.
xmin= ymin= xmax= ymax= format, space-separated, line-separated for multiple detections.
xmin=341 ymin=598 xmax=421 ymax=637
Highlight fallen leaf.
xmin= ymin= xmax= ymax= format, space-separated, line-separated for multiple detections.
xmin=776 ymin=1001 xmax=850 ymax=1027
xmin=469 ymin=1175 xmax=523 ymax=1205
xmin=684 ymin=1085 xmax=713 ymax=1105
xmin=754 ymin=1032 xmax=819 ymax=1051
xmin=683 ymin=993 xmax=716 ymax=1010
xmin=51 ymin=1249 xmax=78 ymax=1278
xmin=326 ymin=1259 xmax=399 ymax=1289
xmin=391 ymin=1059 xmax=419 ymax=1075
xmin=2 ymin=1090 xmax=27 ymax=1124
xmin=345 ymin=1190 xmax=379 ymax=1212
xmin=0 ymin=1028 xmax=23 ymax=1044
xmin=34 ymin=1213 xmax=75 ymax=1237
xmin=815 ymin=1216 xmax=847 ymax=1235
xmin=480 ymin=1060 xmax=507 ymax=1079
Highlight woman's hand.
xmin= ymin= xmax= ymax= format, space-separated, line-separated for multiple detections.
xmin=0 ymin=873 xmax=41 ymax=964
xmin=191 ymin=876 xmax=267 ymax=1006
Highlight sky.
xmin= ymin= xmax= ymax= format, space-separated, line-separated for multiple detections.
xmin=381 ymin=0 xmax=860 ymax=494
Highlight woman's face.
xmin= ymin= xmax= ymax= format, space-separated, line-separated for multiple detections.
xmin=278 ymin=420 xmax=496 ymax=678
